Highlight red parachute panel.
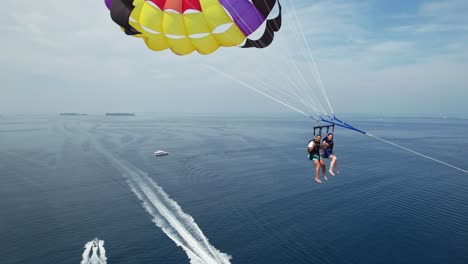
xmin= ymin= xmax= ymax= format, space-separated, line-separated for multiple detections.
xmin=148 ymin=0 xmax=167 ymax=10
xmin=182 ymin=0 xmax=202 ymax=12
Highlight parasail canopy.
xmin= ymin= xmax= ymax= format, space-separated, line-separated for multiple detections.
xmin=105 ymin=0 xmax=282 ymax=55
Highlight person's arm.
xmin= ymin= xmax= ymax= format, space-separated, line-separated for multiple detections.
xmin=321 ymin=142 xmax=328 ymax=149
xmin=308 ymin=142 xmax=314 ymax=153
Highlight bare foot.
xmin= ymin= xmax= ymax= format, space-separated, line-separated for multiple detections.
xmin=324 ymin=176 xmax=328 ymax=181
xmin=329 ymin=169 xmax=335 ymax=176
xmin=315 ymin=178 xmax=322 ymax=184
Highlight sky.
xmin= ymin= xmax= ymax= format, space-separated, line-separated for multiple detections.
xmin=1 ymin=0 xmax=467 ymax=117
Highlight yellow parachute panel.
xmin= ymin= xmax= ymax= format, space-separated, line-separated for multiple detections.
xmin=139 ymin=2 xmax=164 ymax=35
xmin=144 ymin=35 xmax=170 ymax=51
xmin=199 ymin=0 xmax=245 ymax=47
xmin=184 ymin=12 xmax=219 ymax=54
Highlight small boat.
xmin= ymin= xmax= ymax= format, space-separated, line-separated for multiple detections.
xmin=154 ymin=150 xmax=169 ymax=156
xmin=92 ymin=238 xmax=99 ymax=248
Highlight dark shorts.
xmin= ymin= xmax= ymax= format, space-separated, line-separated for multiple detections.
xmin=324 ymin=149 xmax=333 ymax=159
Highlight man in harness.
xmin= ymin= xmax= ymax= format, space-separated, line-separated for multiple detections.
xmin=308 ymin=134 xmax=327 ymax=183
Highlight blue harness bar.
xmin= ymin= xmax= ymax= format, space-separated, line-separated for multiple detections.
xmin=319 ymin=116 xmax=367 ymax=135
xmin=331 ymin=115 xmax=360 ymax=131
xmin=313 ymin=123 xmax=335 ymax=135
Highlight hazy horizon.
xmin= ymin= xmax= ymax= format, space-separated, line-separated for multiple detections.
xmin=1 ymin=111 xmax=465 ymax=119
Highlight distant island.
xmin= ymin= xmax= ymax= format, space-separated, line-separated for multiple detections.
xmin=60 ymin=113 xmax=88 ymax=116
xmin=105 ymin=113 xmax=135 ymax=116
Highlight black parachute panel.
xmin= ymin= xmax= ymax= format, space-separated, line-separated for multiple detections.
xmin=242 ymin=0 xmax=282 ymax=49
xmin=109 ymin=0 xmax=140 ymax=35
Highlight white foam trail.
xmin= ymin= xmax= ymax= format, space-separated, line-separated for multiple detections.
xmin=101 ymin=150 xmax=232 ymax=264
xmin=98 ymin=240 xmax=107 ymax=263
xmin=81 ymin=239 xmax=107 ymax=264
xmin=89 ymin=245 xmax=102 ymax=264
xmin=80 ymin=241 xmax=92 ymax=264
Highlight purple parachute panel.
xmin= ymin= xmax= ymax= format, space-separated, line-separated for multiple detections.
xmin=219 ymin=0 xmax=266 ymax=36
xmin=105 ymin=0 xmax=112 ymax=10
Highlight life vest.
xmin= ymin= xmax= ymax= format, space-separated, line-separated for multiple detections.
xmin=308 ymin=140 xmax=320 ymax=159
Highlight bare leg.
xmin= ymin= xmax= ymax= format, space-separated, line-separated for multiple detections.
xmin=314 ymin=160 xmax=322 ymax=183
xmin=333 ymin=155 xmax=339 ymax=173
xmin=329 ymin=155 xmax=337 ymax=176
xmin=320 ymin=159 xmax=327 ymax=180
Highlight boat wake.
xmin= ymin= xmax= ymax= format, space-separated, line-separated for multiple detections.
xmin=81 ymin=238 xmax=107 ymax=264
xmin=100 ymin=149 xmax=231 ymax=264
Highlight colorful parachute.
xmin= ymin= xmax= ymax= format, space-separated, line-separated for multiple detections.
xmin=105 ymin=0 xmax=282 ymax=55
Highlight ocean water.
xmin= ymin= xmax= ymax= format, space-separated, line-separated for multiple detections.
xmin=0 ymin=114 xmax=467 ymax=264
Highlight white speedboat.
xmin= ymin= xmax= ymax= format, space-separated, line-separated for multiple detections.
xmin=154 ymin=150 xmax=169 ymax=156
xmin=87 ymin=238 xmax=105 ymax=264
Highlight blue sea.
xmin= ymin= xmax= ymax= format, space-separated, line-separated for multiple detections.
xmin=1 ymin=113 xmax=467 ymax=264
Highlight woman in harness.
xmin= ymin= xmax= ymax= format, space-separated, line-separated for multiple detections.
xmin=308 ymin=134 xmax=327 ymax=184
xmin=322 ymin=133 xmax=339 ymax=176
